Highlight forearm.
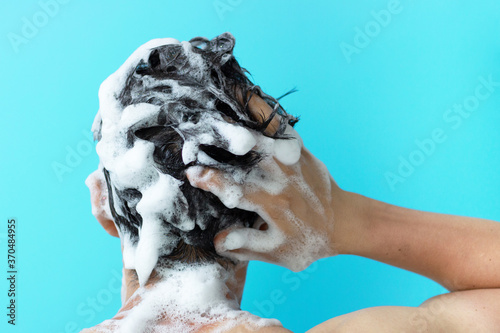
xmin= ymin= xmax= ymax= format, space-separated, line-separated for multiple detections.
xmin=334 ymin=191 xmax=500 ymax=291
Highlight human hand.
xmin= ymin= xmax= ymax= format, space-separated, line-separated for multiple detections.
xmin=85 ymin=169 xmax=119 ymax=237
xmin=186 ymin=147 xmax=340 ymax=272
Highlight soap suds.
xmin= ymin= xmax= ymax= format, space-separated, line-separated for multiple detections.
xmin=87 ymin=33 xmax=305 ymax=331
xmin=188 ymin=144 xmax=333 ymax=273
xmin=115 ymin=263 xmax=281 ymax=333
xmin=272 ymin=125 xmax=303 ymax=166
xmin=91 ymin=34 xmax=301 ymax=285
xmin=85 ymin=167 xmax=114 ymax=224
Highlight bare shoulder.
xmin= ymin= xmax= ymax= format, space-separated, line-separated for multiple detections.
xmin=306 ymin=289 xmax=500 ymax=333
xmin=306 ymin=306 xmax=422 ymax=333
xmin=419 ymin=288 xmax=500 ymax=331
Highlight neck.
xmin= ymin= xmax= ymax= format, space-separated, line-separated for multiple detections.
xmin=122 ymin=260 xmax=247 ymax=304
xmin=112 ymin=261 xmax=248 ymax=332
xmin=120 ymin=260 xmax=247 ymax=307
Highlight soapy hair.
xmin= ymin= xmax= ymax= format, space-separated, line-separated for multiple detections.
xmin=95 ymin=33 xmax=297 ymax=265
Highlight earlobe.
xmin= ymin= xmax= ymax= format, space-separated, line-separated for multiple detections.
xmin=85 ymin=170 xmax=119 ymax=238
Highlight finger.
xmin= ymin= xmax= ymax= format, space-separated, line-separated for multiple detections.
xmin=215 ymin=225 xmax=284 ymax=256
xmin=186 ymin=165 xmax=244 ymax=209
xmin=247 ymin=94 xmax=282 ymax=137
xmin=186 ymin=165 xmax=229 ymax=191
xmin=217 ymin=247 xmax=275 ymax=265
xmin=85 ymin=171 xmax=102 ymax=207
xmin=235 ymin=86 xmax=282 ymax=137
xmin=85 ymin=170 xmax=119 ymax=237
xmin=186 ymin=165 xmax=281 ymax=212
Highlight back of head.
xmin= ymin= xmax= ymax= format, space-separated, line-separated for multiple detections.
xmin=91 ymin=33 xmax=297 ymax=285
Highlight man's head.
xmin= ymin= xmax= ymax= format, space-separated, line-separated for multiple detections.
xmin=88 ymin=33 xmax=297 ymax=285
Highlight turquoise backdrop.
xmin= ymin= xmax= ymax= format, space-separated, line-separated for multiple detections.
xmin=1 ymin=1 xmax=499 ymax=332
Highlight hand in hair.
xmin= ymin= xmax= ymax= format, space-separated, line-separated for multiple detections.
xmin=187 ymin=147 xmax=342 ymax=271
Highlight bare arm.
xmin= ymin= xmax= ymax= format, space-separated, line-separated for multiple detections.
xmin=333 ymin=191 xmax=500 ymax=291
xmin=187 ymin=147 xmax=500 ymax=331
xmin=187 ymin=150 xmax=500 ymax=291
xmin=185 ymin=93 xmax=500 ymax=329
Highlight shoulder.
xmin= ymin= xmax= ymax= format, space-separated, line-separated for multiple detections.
xmin=306 ymin=306 xmax=421 ymax=333
xmin=419 ymin=289 xmax=500 ymax=331
xmin=307 ymin=289 xmax=500 ymax=333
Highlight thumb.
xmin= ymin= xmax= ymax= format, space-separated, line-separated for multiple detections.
xmin=214 ymin=224 xmax=284 ymax=259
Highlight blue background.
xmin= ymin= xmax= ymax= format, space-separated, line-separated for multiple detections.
xmin=1 ymin=1 xmax=499 ymax=332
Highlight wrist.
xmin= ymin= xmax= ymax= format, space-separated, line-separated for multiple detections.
xmin=330 ymin=189 xmax=373 ymax=256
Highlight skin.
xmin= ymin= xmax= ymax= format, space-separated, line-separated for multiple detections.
xmin=184 ymin=94 xmax=500 ymax=332
xmin=83 ymin=174 xmax=291 ymax=333
xmin=187 ymin=154 xmax=500 ymax=332
xmin=189 ymin=158 xmax=500 ymax=291
xmin=84 ymin=93 xmax=500 ymax=331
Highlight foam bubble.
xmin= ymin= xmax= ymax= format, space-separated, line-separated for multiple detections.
xmin=85 ymin=167 xmax=114 ymax=223
xmin=111 ymin=140 xmax=156 ymax=189
xmin=207 ymin=142 xmax=334 ymax=272
xmin=92 ymin=35 xmax=308 ymax=286
xmin=273 ymin=125 xmax=303 ymax=165
xmin=213 ymin=121 xmax=257 ymax=156
xmin=114 ymin=263 xmax=282 ymax=332
xmin=121 ymin=234 xmax=137 ymax=269
xmin=223 ymin=232 xmax=246 ymax=251
xmin=87 ymin=34 xmax=299 ymax=331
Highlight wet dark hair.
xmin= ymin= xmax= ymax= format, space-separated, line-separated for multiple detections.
xmin=96 ymin=33 xmax=298 ymax=265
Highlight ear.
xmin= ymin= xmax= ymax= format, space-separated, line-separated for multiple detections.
xmin=85 ymin=170 xmax=119 ymax=238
